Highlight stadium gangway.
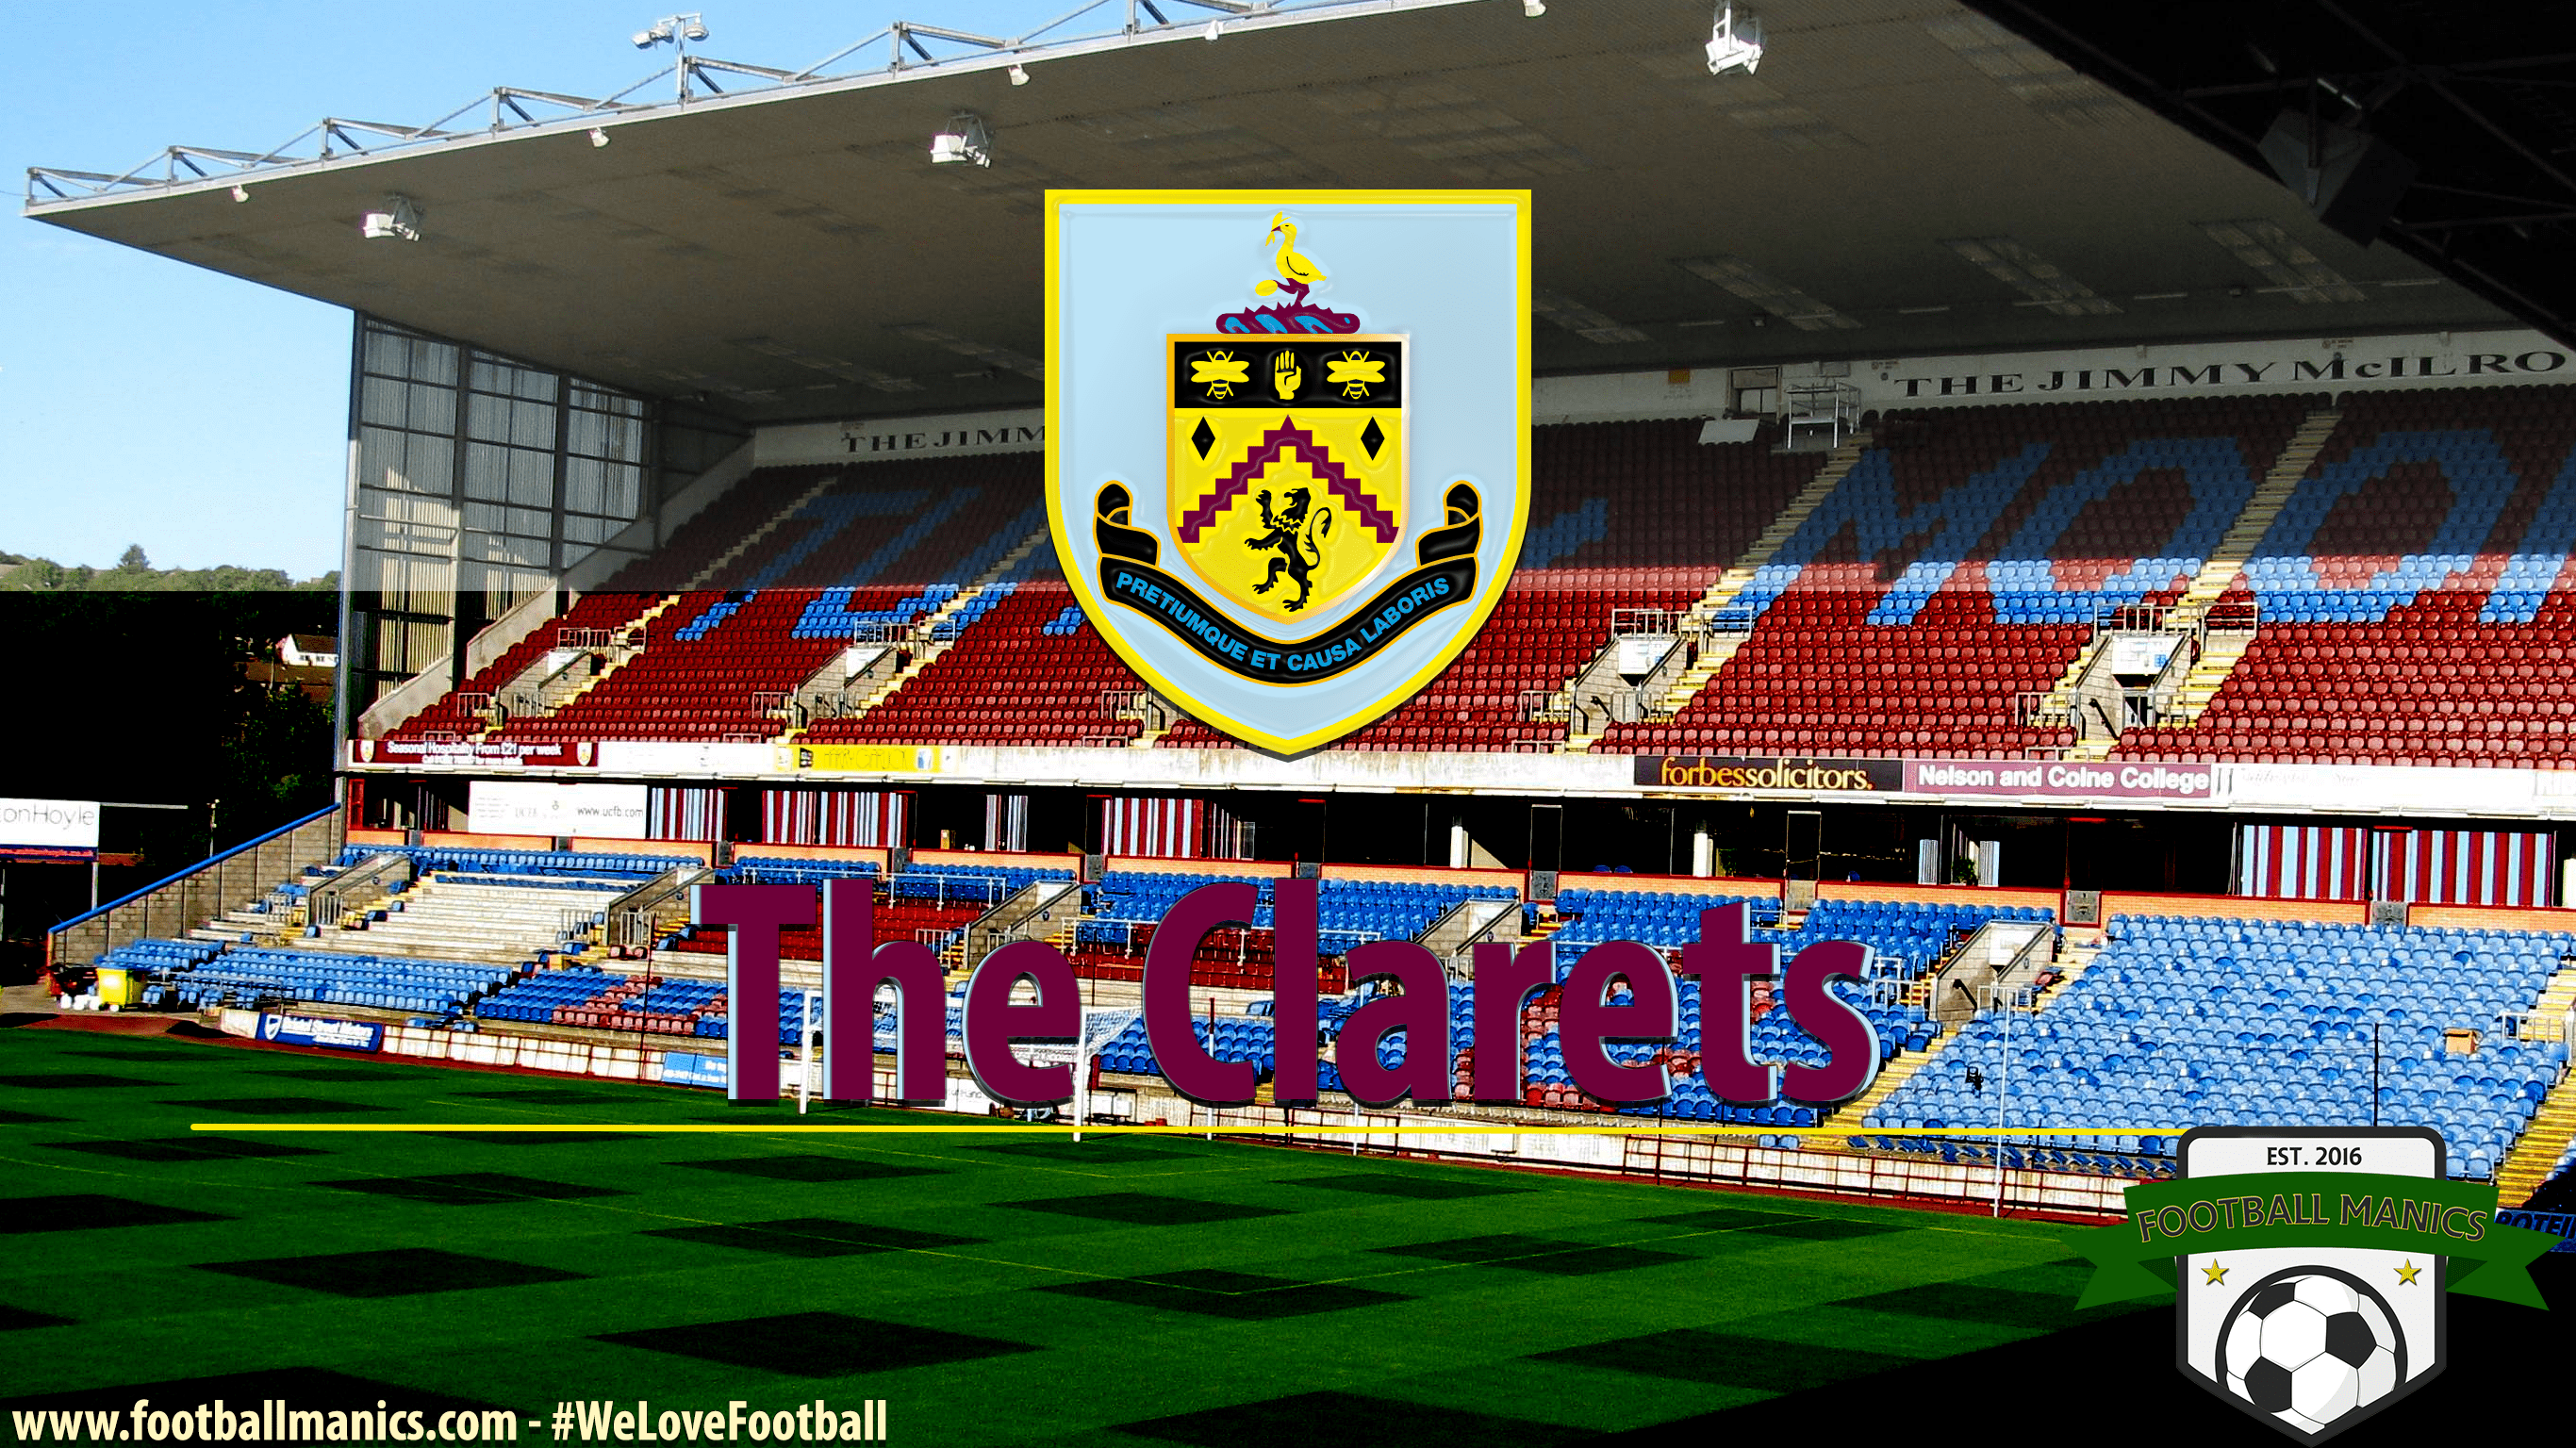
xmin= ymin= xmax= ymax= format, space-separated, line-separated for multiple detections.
xmin=2500 ymin=1004 xmax=2576 ymax=1045
xmin=606 ymin=864 xmax=713 ymax=948
xmin=308 ymin=852 xmax=416 ymax=928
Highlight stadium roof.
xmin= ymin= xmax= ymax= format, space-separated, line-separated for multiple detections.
xmin=26 ymin=0 xmax=2514 ymax=424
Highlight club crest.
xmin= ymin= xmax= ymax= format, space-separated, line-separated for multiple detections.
xmin=1048 ymin=191 xmax=1529 ymax=755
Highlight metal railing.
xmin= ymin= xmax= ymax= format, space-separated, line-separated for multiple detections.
xmin=1630 ymin=635 xmax=1691 ymax=718
xmin=310 ymin=851 xmax=414 ymax=928
xmin=29 ymin=3 xmax=1406 ymax=206
xmin=557 ymin=906 xmax=603 ymax=946
xmin=2501 ymin=1004 xmax=2576 ymax=1045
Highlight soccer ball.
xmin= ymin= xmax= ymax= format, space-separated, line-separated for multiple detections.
xmin=2220 ymin=1268 xmax=2403 ymax=1434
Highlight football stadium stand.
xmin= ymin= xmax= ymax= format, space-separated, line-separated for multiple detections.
xmin=1866 ymin=914 xmax=2576 ymax=1181
xmin=367 ymin=388 xmax=2576 ymax=769
xmin=88 ymin=362 xmax=2576 ymax=1212
xmin=2116 ymin=384 xmax=2576 ymax=765
xmin=44 ymin=354 xmax=2576 ymax=1222
xmin=73 ymin=831 xmax=2576 ymax=1203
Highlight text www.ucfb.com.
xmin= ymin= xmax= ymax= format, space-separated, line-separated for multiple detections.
xmin=552 ymin=1404 xmax=890 ymax=1443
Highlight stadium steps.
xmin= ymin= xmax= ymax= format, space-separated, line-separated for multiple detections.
xmin=304 ymin=876 xmax=626 ymax=966
xmin=2498 ymin=1073 xmax=2576 ymax=1206
xmin=2155 ymin=630 xmax=2257 ymax=727
xmin=2025 ymin=644 xmax=2105 ymax=737
xmin=1832 ymin=1024 xmax=1960 ymax=1128
xmin=2033 ymin=930 xmax=2105 ymax=1003
xmin=1650 ymin=634 xmax=1752 ymax=717
xmin=973 ymin=525 xmax=1051 ymax=586
xmin=190 ymin=912 xmax=300 ymax=948
xmin=828 ymin=539 xmax=1050 ymax=730
xmin=2174 ymin=406 xmax=2341 ymax=612
xmin=487 ymin=596 xmax=673 ymax=722
xmin=838 ymin=639 xmax=957 ymax=721
xmin=1638 ymin=431 xmax=1874 ymax=721
xmin=510 ymin=594 xmax=688 ymax=725
xmin=2496 ymin=965 xmax=2576 ymax=1203
xmin=1558 ymin=642 xmax=1610 ymax=749
xmin=688 ymin=471 xmax=844 ymax=589
xmin=1842 ymin=929 xmax=2099 ymax=1127
xmin=910 ymin=526 xmax=1046 ymax=637
xmin=2100 ymin=408 xmax=2340 ymax=735
xmin=1676 ymin=431 xmax=1875 ymax=624
xmin=1522 ymin=907 xmax=1567 ymax=944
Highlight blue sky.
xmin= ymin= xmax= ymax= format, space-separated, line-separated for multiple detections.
xmin=5 ymin=2 xmax=1099 ymax=576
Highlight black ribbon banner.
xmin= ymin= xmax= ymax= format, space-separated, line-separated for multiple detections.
xmin=1094 ymin=481 xmax=1480 ymax=684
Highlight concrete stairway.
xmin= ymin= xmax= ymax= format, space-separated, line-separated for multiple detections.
xmin=2496 ymin=964 xmax=2576 ymax=1204
xmin=1642 ymin=431 xmax=1876 ymax=720
xmin=2157 ymin=630 xmax=2257 ymax=727
xmin=297 ymin=874 xmax=633 ymax=967
xmin=1675 ymin=431 xmax=1875 ymax=625
xmin=689 ymin=472 xmax=843 ymax=589
xmin=814 ymin=527 xmax=1052 ymax=732
xmin=493 ymin=594 xmax=686 ymax=732
xmin=2174 ymin=406 xmax=2339 ymax=612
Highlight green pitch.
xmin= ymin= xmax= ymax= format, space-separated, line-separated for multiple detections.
xmin=1 ymin=1027 xmax=2136 ymax=1446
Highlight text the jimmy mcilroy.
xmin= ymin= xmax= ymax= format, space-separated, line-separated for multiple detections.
xmin=690 ymin=880 xmax=1882 ymax=1111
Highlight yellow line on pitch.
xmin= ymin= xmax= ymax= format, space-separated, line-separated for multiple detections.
xmin=191 ymin=1122 xmax=2188 ymax=1136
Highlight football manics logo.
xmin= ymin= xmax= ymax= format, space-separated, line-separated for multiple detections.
xmin=2074 ymin=1127 xmax=2555 ymax=1440
xmin=1047 ymin=191 xmax=1530 ymax=754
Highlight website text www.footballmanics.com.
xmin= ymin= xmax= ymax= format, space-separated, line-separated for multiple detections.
xmin=12 ymin=1401 xmax=893 ymax=1444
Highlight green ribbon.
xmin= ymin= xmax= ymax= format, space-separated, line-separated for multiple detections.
xmin=2071 ymin=1171 xmax=2558 ymax=1309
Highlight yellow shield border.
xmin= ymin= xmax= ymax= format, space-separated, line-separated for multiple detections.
xmin=1045 ymin=189 xmax=1531 ymax=757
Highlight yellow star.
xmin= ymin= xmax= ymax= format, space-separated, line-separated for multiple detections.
xmin=2396 ymin=1260 xmax=2421 ymax=1286
xmin=2201 ymin=1259 xmax=2228 ymax=1285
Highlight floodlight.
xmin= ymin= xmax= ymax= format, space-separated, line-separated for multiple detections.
xmin=931 ymin=112 xmax=992 ymax=167
xmin=632 ymin=29 xmax=656 ymax=46
xmin=680 ymin=19 xmax=708 ymax=41
xmin=1205 ymin=20 xmax=1222 ymax=41
xmin=360 ymin=194 xmax=423 ymax=242
xmin=1706 ymin=2 xmax=1764 ymax=75
xmin=230 ymin=184 xmax=250 ymax=203
xmin=589 ymin=127 xmax=611 ymax=147
xmin=1524 ymin=0 xmax=1546 ymax=15
xmin=1008 ymin=63 xmax=1030 ymax=86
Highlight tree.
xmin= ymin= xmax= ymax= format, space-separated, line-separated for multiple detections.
xmin=118 ymin=544 xmax=150 ymax=570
